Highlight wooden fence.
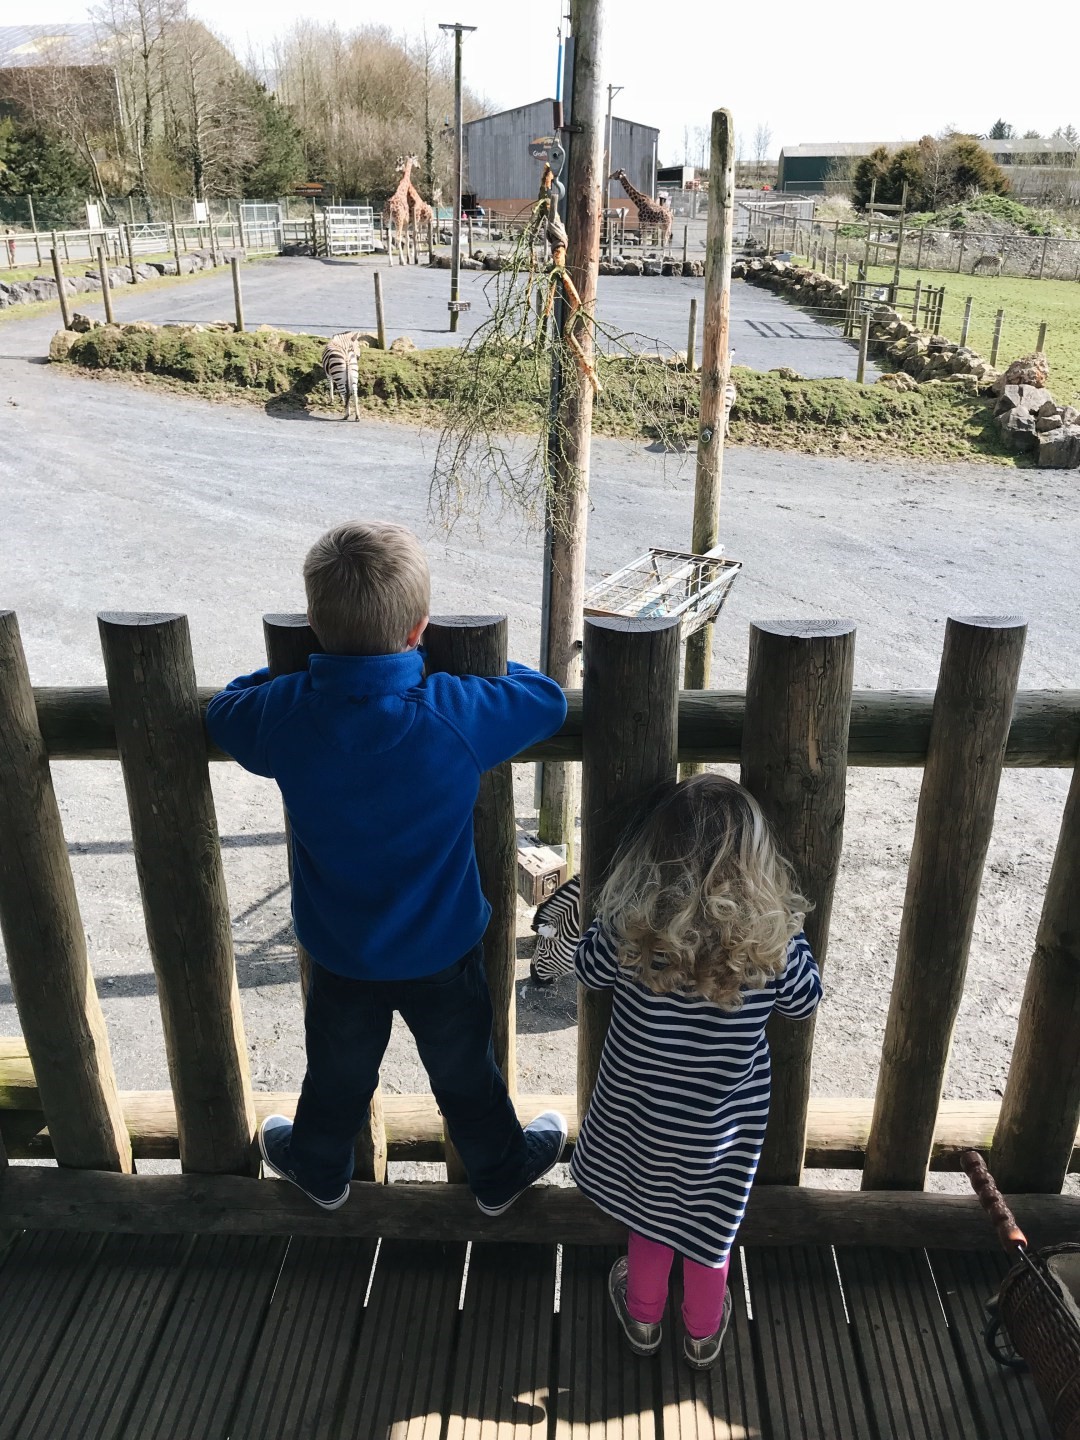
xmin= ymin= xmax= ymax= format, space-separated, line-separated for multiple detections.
xmin=2 ymin=608 xmax=1080 ymax=1248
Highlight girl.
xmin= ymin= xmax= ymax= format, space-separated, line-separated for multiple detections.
xmin=569 ymin=774 xmax=821 ymax=1370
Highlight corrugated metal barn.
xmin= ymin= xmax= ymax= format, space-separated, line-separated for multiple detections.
xmin=463 ymin=98 xmax=659 ymax=218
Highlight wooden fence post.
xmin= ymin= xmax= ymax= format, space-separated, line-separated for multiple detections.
xmin=426 ymin=616 xmax=519 ymax=1183
xmin=990 ymin=308 xmax=1005 ymax=367
xmin=261 ymin=615 xmax=387 ymax=1184
xmin=1037 ymin=321 xmax=1048 ymax=353
xmin=911 ymin=278 xmax=922 ymax=325
xmin=1038 ymin=234 xmax=1049 ymax=281
xmin=96 ymin=245 xmax=114 ymax=324
xmin=863 ymin=617 xmax=1026 ymax=1191
xmin=124 ymin=222 xmax=139 ymax=284
xmin=230 ymin=256 xmax=245 ymax=332
xmin=0 ymin=613 xmax=132 ymax=1173
xmin=686 ymin=296 xmax=697 ymax=374
xmin=742 ymin=621 xmax=856 ymax=1185
xmin=960 ymin=296 xmax=973 ymax=347
xmin=683 ymin=106 xmax=735 ymax=698
xmin=28 ymin=193 xmax=42 ymax=265
xmin=98 ymin=613 xmax=256 ymax=1175
xmin=374 ymin=270 xmax=387 ymax=350
xmin=856 ymin=311 xmax=870 ymax=383
xmin=992 ymin=746 xmax=1080 ymax=1191
xmin=915 ymin=228 xmax=925 ymax=271
xmin=50 ymin=247 xmax=71 ymax=330
xmin=578 ymin=616 xmax=680 ymax=1119
xmin=957 ymin=233 xmax=966 ymax=274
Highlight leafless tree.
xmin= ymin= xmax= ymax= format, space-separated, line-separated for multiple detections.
xmin=752 ymin=122 xmax=772 ymax=176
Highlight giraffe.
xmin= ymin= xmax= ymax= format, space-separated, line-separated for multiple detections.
xmin=609 ymin=169 xmax=672 ymax=249
xmin=382 ymin=155 xmax=417 ymax=266
xmin=407 ymin=182 xmax=434 ymax=263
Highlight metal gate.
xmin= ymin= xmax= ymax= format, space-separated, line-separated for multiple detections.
xmin=323 ymin=206 xmax=375 ymax=255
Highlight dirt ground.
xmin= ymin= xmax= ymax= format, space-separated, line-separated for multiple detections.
xmin=1 ymin=260 xmax=1076 ymax=1188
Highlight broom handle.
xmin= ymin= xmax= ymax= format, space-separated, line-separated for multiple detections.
xmin=961 ymin=1150 xmax=1028 ymax=1252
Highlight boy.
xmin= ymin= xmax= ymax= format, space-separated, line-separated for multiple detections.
xmin=207 ymin=521 xmax=568 ymax=1213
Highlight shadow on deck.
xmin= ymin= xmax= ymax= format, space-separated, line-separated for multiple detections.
xmin=0 ymin=1228 xmax=1051 ymax=1439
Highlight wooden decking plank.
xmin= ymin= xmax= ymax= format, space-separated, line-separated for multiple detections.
xmin=332 ymin=1238 xmax=466 ymax=1439
xmin=12 ymin=1232 xmax=191 ymax=1440
xmin=837 ymin=1246 xmax=982 ymax=1438
xmin=0 ymin=1230 xmax=106 ymax=1440
xmin=554 ymin=1245 xmax=657 ymax=1439
xmin=228 ymin=1235 xmax=377 ymax=1440
xmin=744 ymin=1245 xmax=872 ymax=1438
xmin=928 ymin=1248 xmax=1052 ymax=1440
xmin=445 ymin=1243 xmax=556 ymax=1438
xmin=658 ymin=1250 xmax=764 ymax=1440
xmin=118 ymin=1234 xmax=288 ymax=1439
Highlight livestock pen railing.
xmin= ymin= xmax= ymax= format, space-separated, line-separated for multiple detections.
xmin=1 ymin=609 xmax=1079 ymax=1251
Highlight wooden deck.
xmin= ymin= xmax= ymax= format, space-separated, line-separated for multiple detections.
xmin=0 ymin=1231 xmax=1052 ymax=1440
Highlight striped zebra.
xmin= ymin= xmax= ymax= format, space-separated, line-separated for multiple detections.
xmin=723 ymin=350 xmax=737 ymax=438
xmin=321 ymin=333 xmax=359 ymax=421
xmin=529 ymin=874 xmax=581 ymax=985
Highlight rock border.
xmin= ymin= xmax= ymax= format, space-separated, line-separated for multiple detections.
xmin=0 ymin=248 xmax=243 ymax=312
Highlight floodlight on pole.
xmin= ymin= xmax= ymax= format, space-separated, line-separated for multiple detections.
xmin=439 ymin=21 xmax=477 ymax=334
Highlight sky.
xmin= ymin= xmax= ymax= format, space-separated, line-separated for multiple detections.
xmin=36 ymin=0 xmax=1079 ymax=163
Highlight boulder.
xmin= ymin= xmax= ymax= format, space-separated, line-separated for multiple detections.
xmin=69 ymin=312 xmax=100 ymax=333
xmin=642 ymin=259 xmax=662 ymax=275
xmin=621 ymin=259 xmax=643 ymax=276
xmin=998 ymin=352 xmax=1050 ymax=391
xmin=661 ymin=260 xmax=678 ymax=277
xmin=1036 ymin=398 xmax=1060 ymax=419
xmin=1062 ymin=406 xmax=1080 ymax=427
xmin=1035 ymin=425 xmax=1080 ymax=468
xmin=877 ymin=372 xmax=919 ymax=393
xmin=995 ymin=384 xmax=1053 ymax=416
xmin=1036 ymin=413 xmax=1064 ymax=433
xmin=460 ymin=256 xmax=483 ymax=270
xmin=48 ymin=329 xmax=79 ymax=361
xmin=998 ymin=408 xmax=1038 ymax=453
xmin=769 ymin=366 xmax=804 ymax=380
xmin=389 ymin=335 xmax=417 ymax=353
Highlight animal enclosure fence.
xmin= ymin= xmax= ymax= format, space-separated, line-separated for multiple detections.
xmin=1 ymin=610 xmax=1080 ymax=1250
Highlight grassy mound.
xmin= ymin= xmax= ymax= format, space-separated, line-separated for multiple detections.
xmin=54 ymin=322 xmax=1011 ymax=464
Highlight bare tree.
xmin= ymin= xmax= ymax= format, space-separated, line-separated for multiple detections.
xmin=752 ymin=122 xmax=772 ymax=177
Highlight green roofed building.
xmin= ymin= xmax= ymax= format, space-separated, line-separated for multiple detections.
xmin=777 ymin=142 xmax=908 ymax=193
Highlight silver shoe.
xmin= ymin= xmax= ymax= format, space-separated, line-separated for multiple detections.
xmin=608 ymin=1256 xmax=662 ymax=1356
xmin=683 ymin=1289 xmax=733 ymax=1370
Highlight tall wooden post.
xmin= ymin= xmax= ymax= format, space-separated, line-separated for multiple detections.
xmin=537 ymin=0 xmax=604 ymax=856
xmin=99 ymin=613 xmax=256 ymax=1175
xmin=374 ymin=270 xmax=387 ymax=350
xmin=96 ymin=245 xmax=114 ymax=323
xmin=741 ymin=621 xmax=856 ymax=1184
xmin=230 ymin=256 xmax=245 ymax=332
xmin=50 ymin=248 xmax=71 ymax=330
xmin=578 ymin=616 xmax=679 ymax=1119
xmin=1038 ymin=235 xmax=1049 ymax=281
xmin=960 ymin=296 xmax=973 ymax=347
xmin=1037 ymin=320 xmax=1048 ymax=353
xmin=124 ymin=222 xmax=139 ymax=283
xmin=856 ymin=311 xmax=871 ymax=383
xmin=992 ymin=747 xmax=1080 ymax=1192
xmin=426 ymin=616 xmax=519 ymax=1182
xmin=262 ymin=615 xmax=387 ymax=1184
xmin=686 ymin=296 xmax=697 ymax=374
xmin=863 ymin=617 xmax=1026 ymax=1191
xmin=683 ymin=107 xmax=735 ymax=700
xmin=0 ymin=613 xmax=132 ymax=1172
xmin=990 ymin=308 xmax=1005 ymax=367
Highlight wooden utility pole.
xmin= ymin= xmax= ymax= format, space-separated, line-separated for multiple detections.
xmin=537 ymin=0 xmax=604 ymax=857
xmin=683 ymin=107 xmax=735 ymax=697
xmin=440 ymin=21 xmax=476 ymax=334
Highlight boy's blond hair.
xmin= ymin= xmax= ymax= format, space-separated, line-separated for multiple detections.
xmin=597 ymin=773 xmax=809 ymax=1010
xmin=303 ymin=522 xmax=430 ymax=655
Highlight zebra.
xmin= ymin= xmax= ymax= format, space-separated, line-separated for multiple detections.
xmin=529 ymin=873 xmax=581 ymax=985
xmin=723 ymin=350 xmax=738 ymax=438
xmin=321 ymin=333 xmax=359 ymax=421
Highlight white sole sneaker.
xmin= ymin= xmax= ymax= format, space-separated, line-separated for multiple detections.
xmin=258 ymin=1115 xmax=351 ymax=1212
xmin=475 ymin=1110 xmax=569 ymax=1217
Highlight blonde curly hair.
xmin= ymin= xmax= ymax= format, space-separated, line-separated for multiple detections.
xmin=596 ymin=773 xmax=809 ymax=1009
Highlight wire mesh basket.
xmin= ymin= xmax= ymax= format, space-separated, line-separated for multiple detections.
xmin=583 ymin=547 xmax=741 ymax=640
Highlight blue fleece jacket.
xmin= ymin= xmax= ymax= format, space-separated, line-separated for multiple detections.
xmin=205 ymin=652 xmax=567 ymax=980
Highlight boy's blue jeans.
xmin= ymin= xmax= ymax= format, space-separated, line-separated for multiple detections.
xmin=289 ymin=943 xmax=529 ymax=1203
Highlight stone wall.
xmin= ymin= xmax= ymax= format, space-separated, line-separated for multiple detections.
xmin=0 ymin=249 xmax=240 ymax=312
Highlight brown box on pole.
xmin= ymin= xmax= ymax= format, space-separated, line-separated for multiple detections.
xmin=516 ymin=845 xmax=568 ymax=907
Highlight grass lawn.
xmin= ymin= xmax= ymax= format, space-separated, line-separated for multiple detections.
xmin=861 ymin=263 xmax=1080 ymax=406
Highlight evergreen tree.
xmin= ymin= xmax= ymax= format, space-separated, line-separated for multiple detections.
xmin=0 ymin=121 xmax=91 ymax=227
xmin=241 ymin=82 xmax=305 ymax=198
xmin=988 ymin=119 xmax=1013 ymax=140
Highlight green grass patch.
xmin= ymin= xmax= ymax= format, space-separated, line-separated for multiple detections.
xmin=55 ymin=322 xmax=1013 ymax=464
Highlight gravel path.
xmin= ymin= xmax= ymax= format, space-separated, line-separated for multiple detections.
xmin=1 ymin=268 xmax=1075 ymax=1184
xmin=3 ymin=253 xmax=875 ymax=380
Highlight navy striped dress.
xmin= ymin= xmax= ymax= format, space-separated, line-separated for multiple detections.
xmin=569 ymin=922 xmax=822 ymax=1267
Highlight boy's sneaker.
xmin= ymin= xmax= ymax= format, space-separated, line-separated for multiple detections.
xmin=683 ymin=1290 xmax=733 ymax=1371
xmin=608 ymin=1256 xmax=662 ymax=1356
xmin=475 ymin=1110 xmax=568 ymax=1217
xmin=258 ymin=1115 xmax=350 ymax=1212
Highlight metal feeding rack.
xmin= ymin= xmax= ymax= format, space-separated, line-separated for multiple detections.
xmin=583 ymin=546 xmax=741 ymax=640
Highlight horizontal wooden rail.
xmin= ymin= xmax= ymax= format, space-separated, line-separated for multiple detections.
xmin=29 ymin=687 xmax=1080 ymax=767
xmin=3 ymin=1169 xmax=1080 ymax=1250
xmin=0 ymin=1062 xmax=1047 ymax=1172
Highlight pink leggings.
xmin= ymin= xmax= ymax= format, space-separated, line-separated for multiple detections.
xmin=625 ymin=1230 xmax=731 ymax=1339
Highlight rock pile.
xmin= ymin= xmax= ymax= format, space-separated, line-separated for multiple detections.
xmin=992 ymin=356 xmax=1080 ymax=466
xmin=0 ymin=248 xmax=241 ymax=311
